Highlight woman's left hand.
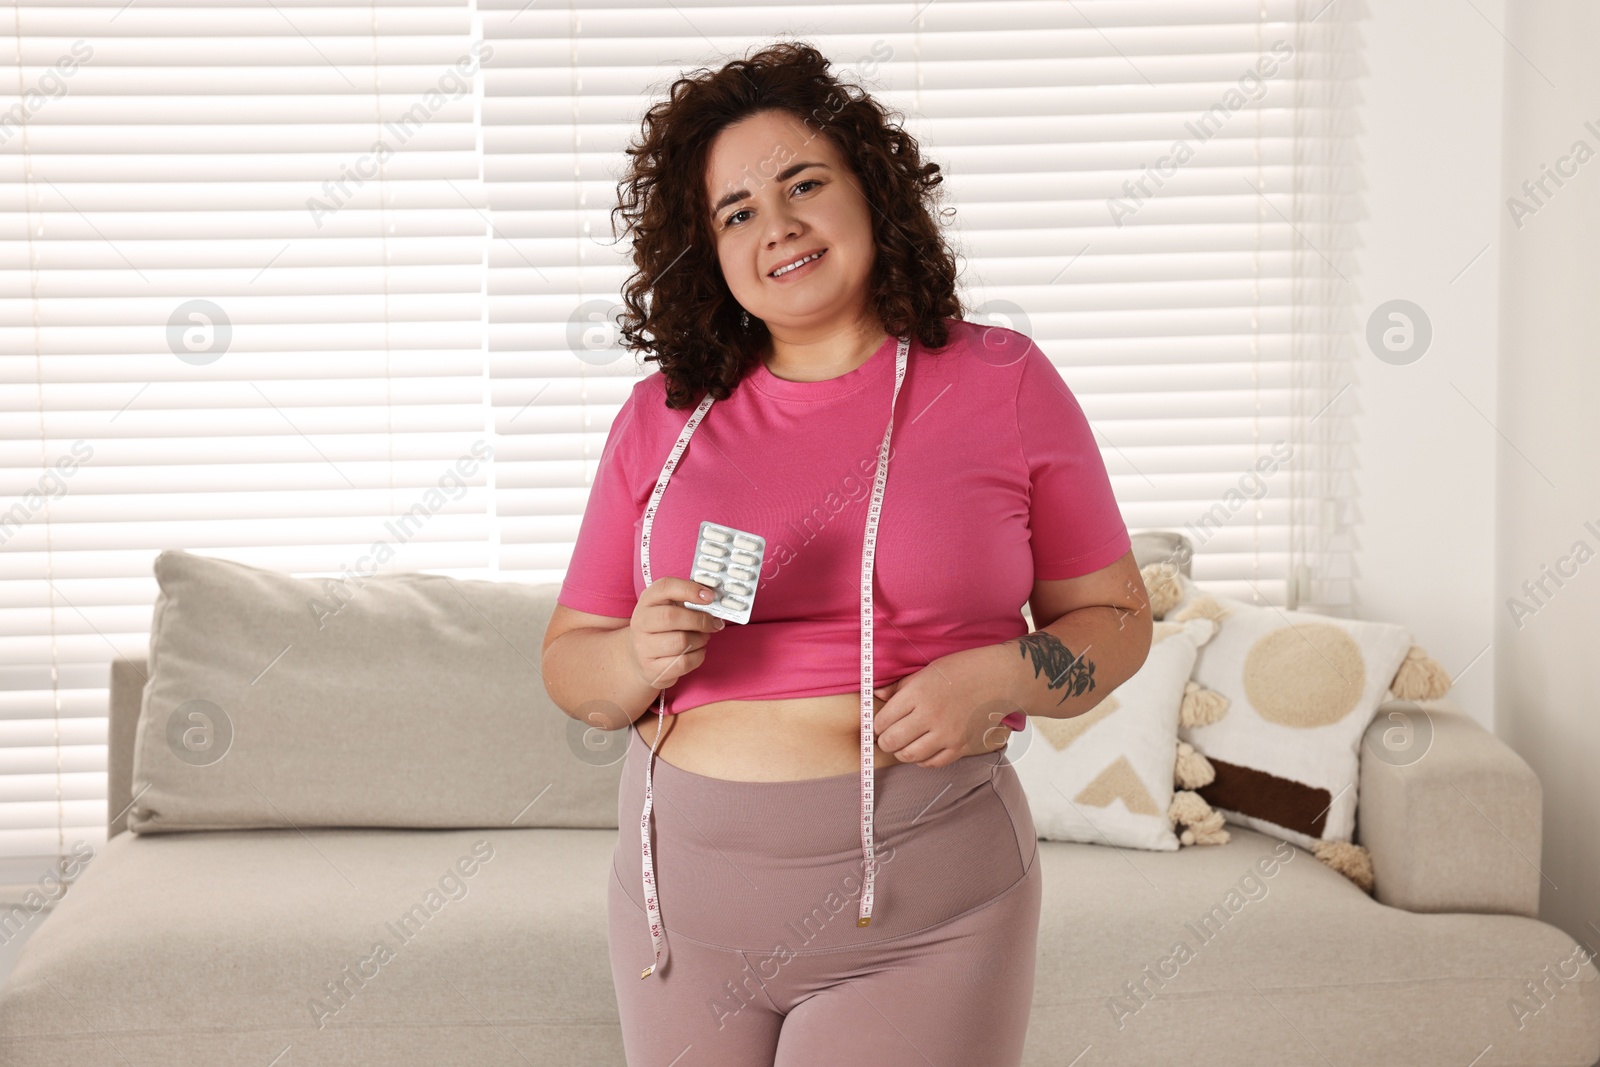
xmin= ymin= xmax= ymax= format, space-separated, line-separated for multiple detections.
xmin=871 ymin=644 xmax=1021 ymax=768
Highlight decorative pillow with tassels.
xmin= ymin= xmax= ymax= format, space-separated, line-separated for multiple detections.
xmin=1141 ymin=563 xmax=1452 ymax=857
xmin=1004 ymin=616 xmax=1227 ymax=852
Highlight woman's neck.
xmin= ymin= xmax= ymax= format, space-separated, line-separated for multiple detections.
xmin=761 ymin=321 xmax=890 ymax=383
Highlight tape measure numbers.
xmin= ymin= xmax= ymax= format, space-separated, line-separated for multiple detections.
xmin=634 ymin=335 xmax=911 ymax=979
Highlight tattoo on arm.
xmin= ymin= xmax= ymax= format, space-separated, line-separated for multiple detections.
xmin=1016 ymin=633 xmax=1097 ymax=706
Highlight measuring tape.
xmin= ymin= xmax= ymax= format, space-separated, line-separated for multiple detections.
xmin=634 ymin=335 xmax=911 ymax=979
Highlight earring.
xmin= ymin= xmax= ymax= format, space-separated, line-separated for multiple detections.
xmin=740 ymin=309 xmax=750 ymax=329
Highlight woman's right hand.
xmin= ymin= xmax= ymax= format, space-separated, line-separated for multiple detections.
xmin=628 ymin=577 xmax=727 ymax=691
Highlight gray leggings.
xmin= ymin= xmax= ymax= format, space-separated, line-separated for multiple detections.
xmin=608 ymin=722 xmax=1042 ymax=1066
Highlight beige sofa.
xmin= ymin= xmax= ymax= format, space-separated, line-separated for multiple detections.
xmin=1 ymin=539 xmax=1596 ymax=1067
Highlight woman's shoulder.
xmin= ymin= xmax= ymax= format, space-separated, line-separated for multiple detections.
xmin=617 ymin=368 xmax=675 ymax=419
xmin=925 ymin=316 xmax=1048 ymax=394
xmin=941 ymin=315 xmax=1038 ymax=359
xmin=599 ymin=371 xmax=673 ymax=461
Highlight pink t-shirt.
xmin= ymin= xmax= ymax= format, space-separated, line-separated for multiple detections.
xmin=556 ymin=317 xmax=1132 ymax=731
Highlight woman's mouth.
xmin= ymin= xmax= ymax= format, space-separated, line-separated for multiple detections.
xmin=768 ymin=248 xmax=826 ymax=281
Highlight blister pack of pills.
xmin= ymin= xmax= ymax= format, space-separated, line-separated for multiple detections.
xmin=683 ymin=520 xmax=766 ymax=625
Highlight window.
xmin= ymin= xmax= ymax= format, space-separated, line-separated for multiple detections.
xmin=2 ymin=1 xmax=491 ymax=882
xmin=1 ymin=0 xmax=1358 ymax=878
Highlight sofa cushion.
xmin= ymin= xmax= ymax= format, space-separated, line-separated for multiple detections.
xmin=132 ymin=549 xmax=626 ymax=833
xmin=3 ymin=827 xmax=1594 ymax=1067
xmin=0 ymin=826 xmax=628 ymax=1066
xmin=1030 ymin=825 xmax=1600 ymax=1065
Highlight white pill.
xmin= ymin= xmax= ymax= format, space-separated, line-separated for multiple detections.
xmin=720 ymin=595 xmax=748 ymax=609
xmin=700 ymin=543 xmax=730 ymax=558
xmin=727 ymin=565 xmax=754 ymax=580
xmin=733 ymin=535 xmax=759 ymax=550
xmin=697 ymin=558 xmax=726 ymax=572
xmin=725 ymin=581 xmax=750 ymax=595
xmin=731 ymin=551 xmax=758 ymax=566
xmin=703 ymin=528 xmax=732 ymax=543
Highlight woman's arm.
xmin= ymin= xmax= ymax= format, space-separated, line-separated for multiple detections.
xmin=870 ymin=547 xmax=1154 ymax=765
xmin=994 ymin=549 xmax=1153 ymax=720
xmin=541 ymin=605 xmax=659 ymax=729
xmin=542 ymin=579 xmax=727 ymax=729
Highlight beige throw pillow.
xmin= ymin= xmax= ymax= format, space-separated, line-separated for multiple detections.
xmin=131 ymin=549 xmax=622 ymax=833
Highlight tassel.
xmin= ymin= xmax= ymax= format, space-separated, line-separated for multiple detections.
xmin=1389 ymin=645 xmax=1452 ymax=701
xmin=1180 ymin=681 xmax=1229 ymax=728
xmin=1140 ymin=562 xmax=1183 ymax=620
xmin=1314 ymin=840 xmax=1375 ymax=894
xmin=1169 ymin=789 xmax=1207 ymax=827
xmin=1170 ymin=789 xmax=1230 ymax=846
xmin=1182 ymin=812 xmax=1230 ymax=846
xmin=1173 ymin=594 xmax=1228 ymax=625
xmin=1174 ymin=741 xmax=1215 ymax=789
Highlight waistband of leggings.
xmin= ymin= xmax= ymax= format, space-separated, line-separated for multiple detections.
xmin=623 ymin=721 xmax=1011 ymax=855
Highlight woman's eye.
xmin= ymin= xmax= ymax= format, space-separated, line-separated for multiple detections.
xmin=724 ymin=180 xmax=823 ymax=227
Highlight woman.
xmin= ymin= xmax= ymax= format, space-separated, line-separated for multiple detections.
xmin=540 ymin=40 xmax=1152 ymax=1067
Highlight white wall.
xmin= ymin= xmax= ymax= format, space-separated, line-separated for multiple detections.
xmin=1350 ymin=0 xmax=1506 ymax=730
xmin=1358 ymin=0 xmax=1600 ymax=958
xmin=1495 ymin=0 xmax=1600 ymax=956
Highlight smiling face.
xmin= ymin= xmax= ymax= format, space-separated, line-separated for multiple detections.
xmin=703 ymin=109 xmax=878 ymax=338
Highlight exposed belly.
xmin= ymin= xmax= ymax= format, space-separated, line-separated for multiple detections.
xmin=634 ymin=691 xmax=909 ymax=782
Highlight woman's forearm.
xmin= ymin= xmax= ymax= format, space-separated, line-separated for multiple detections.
xmin=993 ymin=603 xmax=1153 ymax=720
xmin=541 ymin=626 xmax=663 ymax=731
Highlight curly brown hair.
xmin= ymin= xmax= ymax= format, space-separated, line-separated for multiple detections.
xmin=609 ymin=40 xmax=965 ymax=409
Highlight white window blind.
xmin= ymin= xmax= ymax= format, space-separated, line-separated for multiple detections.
xmin=1 ymin=0 xmax=1359 ymax=879
xmin=1 ymin=1 xmax=493 ymax=882
xmin=490 ymin=0 xmax=1358 ymax=607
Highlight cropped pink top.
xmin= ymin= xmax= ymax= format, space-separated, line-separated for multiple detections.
xmin=556 ymin=317 xmax=1132 ymax=733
